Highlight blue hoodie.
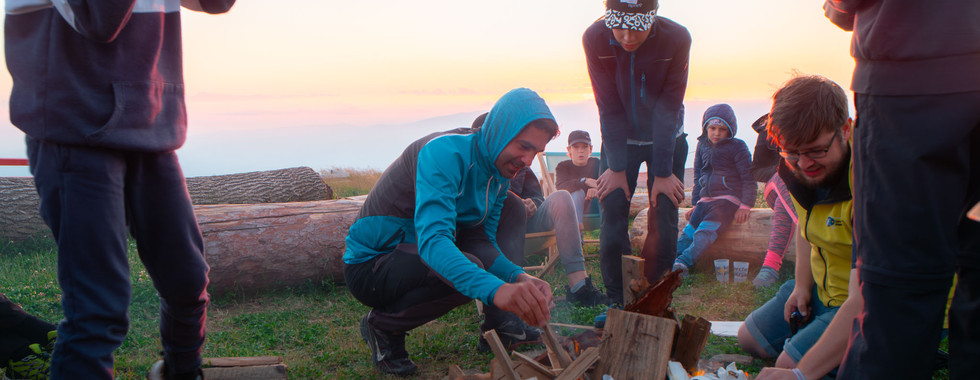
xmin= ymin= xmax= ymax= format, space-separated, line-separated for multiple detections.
xmin=344 ymin=88 xmax=556 ymax=305
xmin=692 ymin=104 xmax=756 ymax=208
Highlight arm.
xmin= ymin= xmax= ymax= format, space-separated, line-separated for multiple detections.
xmin=555 ymin=161 xmax=590 ymax=193
xmin=784 ymin=224 xmax=815 ymax=322
xmin=737 ymin=142 xmax=758 ymax=209
xmin=647 ymin=34 xmax=690 ymax=179
xmin=51 ymin=1 xmax=138 ymax=42
xmin=691 ymin=143 xmax=703 ymax=206
xmin=794 ymin=268 xmax=861 ymax=379
xmin=414 ymin=147 xmax=514 ymax=305
xmin=824 ymin=0 xmax=858 ymax=31
xmin=584 ymin=26 xmax=629 ymax=173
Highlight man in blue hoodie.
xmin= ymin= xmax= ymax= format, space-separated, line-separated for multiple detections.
xmin=583 ymin=0 xmax=691 ymax=305
xmin=5 ymin=1 xmax=234 ymax=379
xmin=823 ymin=2 xmax=980 ymax=379
xmin=344 ymin=88 xmax=557 ymax=377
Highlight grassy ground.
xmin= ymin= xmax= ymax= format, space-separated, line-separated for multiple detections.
xmin=1 ymin=234 xmax=952 ymax=379
xmin=320 ymin=167 xmax=382 ymax=199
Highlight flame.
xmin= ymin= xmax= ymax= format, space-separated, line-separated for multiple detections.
xmin=692 ymin=369 xmax=706 ymax=376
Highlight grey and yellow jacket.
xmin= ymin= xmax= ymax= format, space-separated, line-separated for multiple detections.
xmin=344 ymin=88 xmax=556 ymax=305
xmin=5 ymin=0 xmax=235 ymax=152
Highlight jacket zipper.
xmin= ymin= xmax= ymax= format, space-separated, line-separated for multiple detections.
xmin=476 ymin=177 xmax=495 ymax=226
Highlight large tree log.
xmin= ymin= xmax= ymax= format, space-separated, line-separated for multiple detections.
xmin=629 ymin=207 xmax=797 ymax=274
xmin=185 ymin=166 xmax=331 ymax=204
xmin=0 ymin=177 xmax=49 ymax=242
xmin=0 ymin=167 xmax=332 ymax=243
xmin=194 ymin=198 xmax=364 ymax=294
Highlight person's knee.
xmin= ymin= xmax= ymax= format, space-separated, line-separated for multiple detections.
xmin=737 ymin=323 xmax=771 ymax=359
xmin=774 ymin=351 xmax=798 ymax=369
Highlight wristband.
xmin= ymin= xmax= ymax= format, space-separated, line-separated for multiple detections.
xmin=791 ymin=368 xmax=806 ymax=380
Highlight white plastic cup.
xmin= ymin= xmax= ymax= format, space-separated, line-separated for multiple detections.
xmin=733 ymin=261 xmax=750 ymax=283
xmin=714 ymin=259 xmax=730 ymax=284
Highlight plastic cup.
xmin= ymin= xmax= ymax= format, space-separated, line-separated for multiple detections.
xmin=733 ymin=261 xmax=750 ymax=283
xmin=714 ymin=259 xmax=730 ymax=283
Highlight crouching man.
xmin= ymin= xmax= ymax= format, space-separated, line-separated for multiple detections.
xmin=343 ymin=88 xmax=556 ymax=376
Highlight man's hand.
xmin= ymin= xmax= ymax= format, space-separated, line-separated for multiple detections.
xmin=783 ymin=285 xmax=812 ymax=323
xmin=649 ymin=175 xmax=684 ymax=208
xmin=684 ymin=208 xmax=694 ymax=220
xmin=492 ymin=274 xmax=554 ymax=326
xmin=597 ymin=169 xmax=631 ymax=201
xmin=585 ymin=188 xmax=599 ymax=202
xmin=756 ymin=368 xmax=802 ymax=380
xmin=734 ymin=208 xmax=750 ymax=224
xmin=522 ymin=198 xmax=537 ymax=219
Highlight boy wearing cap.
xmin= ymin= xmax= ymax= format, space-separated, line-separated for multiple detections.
xmin=583 ymin=0 xmax=691 ymax=303
xmin=672 ymin=104 xmax=755 ymax=275
xmin=556 ymin=130 xmax=600 ymax=225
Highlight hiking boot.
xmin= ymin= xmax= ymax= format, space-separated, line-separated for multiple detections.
xmin=593 ymin=303 xmax=623 ymax=329
xmin=5 ymin=343 xmax=50 ymax=380
xmin=146 ymin=360 xmax=204 ymax=380
xmin=43 ymin=330 xmax=57 ymax=354
xmin=672 ymin=262 xmax=689 ymax=278
xmin=478 ymin=317 xmax=542 ymax=353
xmin=753 ymin=266 xmax=780 ymax=288
xmin=359 ymin=314 xmax=416 ymax=377
xmin=566 ymin=278 xmax=610 ymax=307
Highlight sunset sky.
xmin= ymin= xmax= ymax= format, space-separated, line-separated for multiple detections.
xmin=0 ymin=1 xmax=856 ymax=177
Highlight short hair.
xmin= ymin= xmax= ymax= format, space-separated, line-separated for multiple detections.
xmin=526 ymin=118 xmax=560 ymax=140
xmin=767 ymin=74 xmax=848 ymax=148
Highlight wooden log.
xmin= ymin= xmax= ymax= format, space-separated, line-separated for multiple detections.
xmin=554 ymin=347 xmax=599 ymax=380
xmin=629 ymin=207 xmax=797 ymax=273
xmin=483 ymin=330 xmax=520 ymax=380
xmin=195 ymin=198 xmax=364 ymax=294
xmin=185 ymin=166 xmax=331 ymax=204
xmin=0 ymin=167 xmax=331 ymax=243
xmin=541 ymin=325 xmax=573 ymax=370
xmin=622 ymin=256 xmax=646 ymax=306
xmin=0 ymin=177 xmax=49 ymax=242
xmin=513 ymin=352 xmax=557 ymax=380
xmin=201 ymin=356 xmax=287 ymax=380
xmin=672 ymin=315 xmax=711 ymax=373
xmin=596 ymin=309 xmax=676 ymax=380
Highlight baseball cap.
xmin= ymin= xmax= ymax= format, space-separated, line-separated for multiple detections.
xmin=567 ymin=130 xmax=592 ymax=147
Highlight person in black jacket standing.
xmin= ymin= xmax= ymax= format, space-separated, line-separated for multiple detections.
xmin=583 ymin=0 xmax=691 ymax=309
xmin=5 ymin=1 xmax=235 ymax=379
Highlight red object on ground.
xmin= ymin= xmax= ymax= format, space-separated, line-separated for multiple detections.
xmin=0 ymin=158 xmax=29 ymax=166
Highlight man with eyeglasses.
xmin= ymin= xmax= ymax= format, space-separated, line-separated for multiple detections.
xmin=737 ymin=75 xmax=859 ymax=380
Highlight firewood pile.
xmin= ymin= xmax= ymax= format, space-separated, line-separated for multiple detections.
xmin=449 ymin=257 xmax=729 ymax=380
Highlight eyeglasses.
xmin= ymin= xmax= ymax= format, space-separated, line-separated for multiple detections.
xmin=778 ymin=129 xmax=840 ymax=162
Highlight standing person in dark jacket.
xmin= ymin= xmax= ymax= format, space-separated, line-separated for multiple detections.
xmin=672 ymin=104 xmax=755 ymax=275
xmin=4 ymin=1 xmax=235 ymax=379
xmin=583 ymin=0 xmax=691 ymax=307
xmin=749 ymin=114 xmax=799 ymax=288
xmin=822 ymin=1 xmax=980 ymax=379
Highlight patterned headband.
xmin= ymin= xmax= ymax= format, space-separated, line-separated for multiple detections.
xmin=604 ymin=8 xmax=657 ymax=31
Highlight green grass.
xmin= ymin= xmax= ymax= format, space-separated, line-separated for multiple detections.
xmin=1 ymin=236 xmax=950 ymax=379
xmin=320 ymin=167 xmax=382 ymax=198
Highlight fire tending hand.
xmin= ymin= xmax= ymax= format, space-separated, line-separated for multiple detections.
xmin=783 ymin=285 xmax=812 ymax=324
xmin=585 ymin=188 xmax=599 ymax=202
xmin=734 ymin=208 xmax=750 ymax=224
xmin=649 ymin=175 xmax=684 ymax=208
xmin=493 ymin=274 xmax=553 ymax=326
xmin=756 ymin=367 xmax=804 ymax=380
xmin=597 ymin=169 xmax=631 ymax=201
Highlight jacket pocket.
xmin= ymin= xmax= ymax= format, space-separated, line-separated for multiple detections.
xmin=85 ymin=81 xmax=186 ymax=151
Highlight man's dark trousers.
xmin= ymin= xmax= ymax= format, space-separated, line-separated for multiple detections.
xmin=839 ymin=92 xmax=980 ymax=379
xmin=28 ymin=139 xmax=210 ymax=379
xmin=598 ymin=135 xmax=687 ymax=304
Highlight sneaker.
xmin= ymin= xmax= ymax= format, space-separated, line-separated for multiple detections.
xmin=43 ymin=330 xmax=57 ymax=354
xmin=5 ymin=344 xmax=50 ymax=380
xmin=672 ymin=262 xmax=689 ymax=278
xmin=593 ymin=303 xmax=623 ymax=329
xmin=146 ymin=360 xmax=204 ymax=380
xmin=359 ymin=314 xmax=416 ymax=377
xmin=753 ymin=266 xmax=780 ymax=288
xmin=566 ymin=278 xmax=610 ymax=307
xmin=478 ymin=317 xmax=542 ymax=353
